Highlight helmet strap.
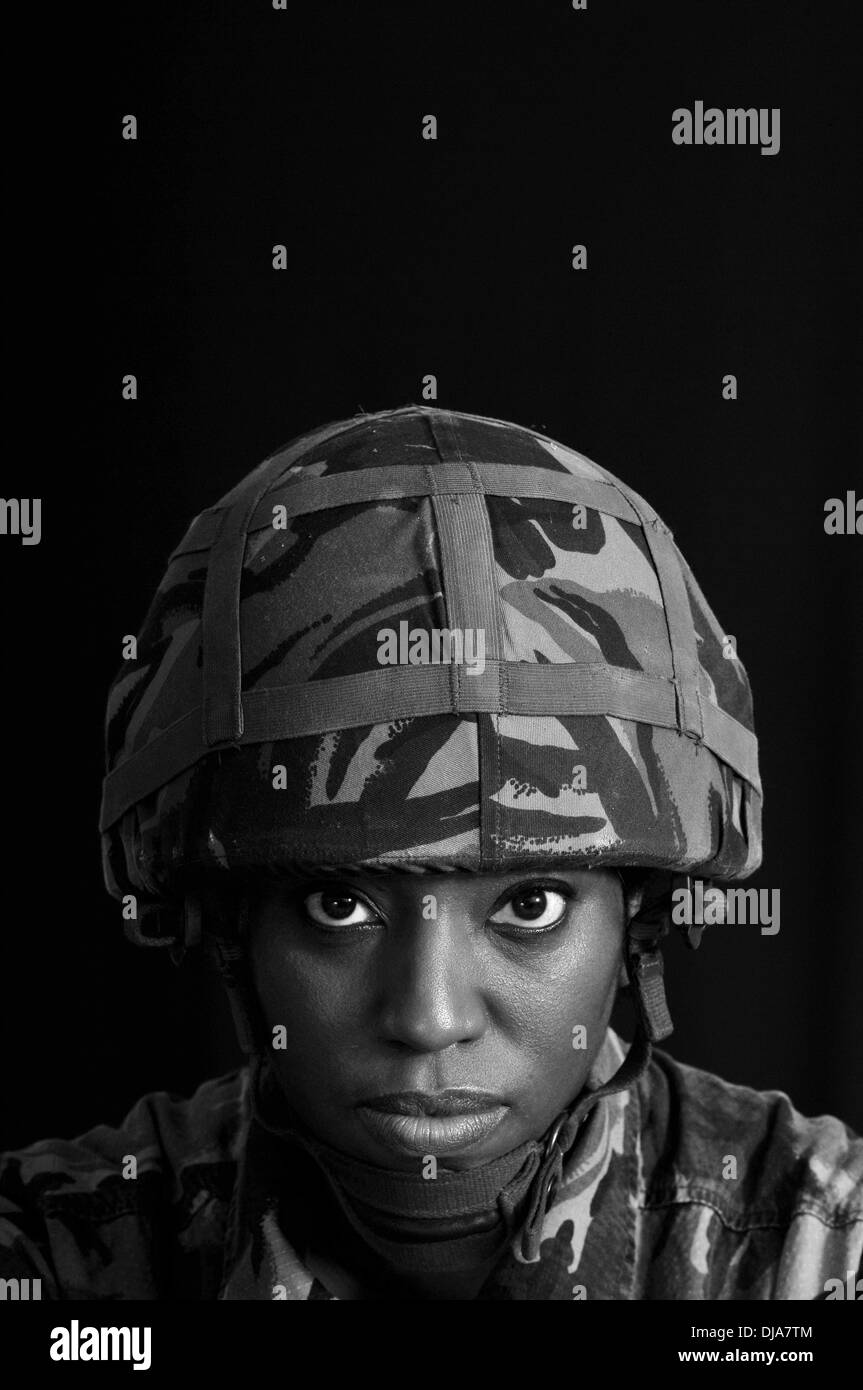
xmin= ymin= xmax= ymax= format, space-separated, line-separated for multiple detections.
xmin=625 ymin=927 xmax=674 ymax=1043
xmin=620 ymin=872 xmax=675 ymax=1044
xmin=212 ymin=933 xmax=264 ymax=1057
xmin=200 ymin=886 xmax=270 ymax=1057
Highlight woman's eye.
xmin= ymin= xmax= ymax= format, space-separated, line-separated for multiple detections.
xmin=488 ymin=887 xmax=570 ymax=931
xmin=303 ymin=890 xmax=379 ymax=928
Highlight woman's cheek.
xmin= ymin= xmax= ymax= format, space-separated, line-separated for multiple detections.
xmin=512 ymin=950 xmax=622 ymax=1107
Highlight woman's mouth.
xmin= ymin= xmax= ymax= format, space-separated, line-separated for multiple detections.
xmin=356 ymin=1090 xmax=509 ymax=1155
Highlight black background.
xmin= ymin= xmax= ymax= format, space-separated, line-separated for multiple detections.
xmin=2 ymin=0 xmax=860 ymax=1149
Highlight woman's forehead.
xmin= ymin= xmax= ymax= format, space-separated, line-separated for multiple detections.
xmin=256 ymin=864 xmax=621 ymax=894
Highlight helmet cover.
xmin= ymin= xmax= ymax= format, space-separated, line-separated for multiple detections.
xmin=100 ymin=406 xmax=762 ymax=919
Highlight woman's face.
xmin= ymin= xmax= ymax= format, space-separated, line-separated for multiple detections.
xmin=248 ymin=867 xmax=634 ymax=1171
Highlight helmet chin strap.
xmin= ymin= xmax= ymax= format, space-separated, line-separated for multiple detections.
xmin=204 ymin=890 xmax=271 ymax=1056
xmin=616 ymin=868 xmax=685 ymax=1045
xmin=517 ymin=1017 xmax=655 ymax=1261
xmin=623 ymin=916 xmax=675 ymax=1044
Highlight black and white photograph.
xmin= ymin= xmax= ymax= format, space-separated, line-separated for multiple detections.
xmin=1 ymin=0 xmax=860 ymax=1364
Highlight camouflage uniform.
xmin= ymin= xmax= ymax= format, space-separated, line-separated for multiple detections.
xmin=1 ymin=1028 xmax=860 ymax=1300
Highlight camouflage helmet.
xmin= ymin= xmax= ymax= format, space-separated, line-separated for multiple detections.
xmin=100 ymin=405 xmax=762 ymax=941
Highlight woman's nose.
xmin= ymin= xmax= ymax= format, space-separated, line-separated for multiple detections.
xmin=377 ymin=917 xmax=487 ymax=1053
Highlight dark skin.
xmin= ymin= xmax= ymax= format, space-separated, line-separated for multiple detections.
xmin=248 ymin=867 xmax=643 ymax=1174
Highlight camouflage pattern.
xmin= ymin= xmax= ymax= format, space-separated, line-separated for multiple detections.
xmin=100 ymin=405 xmax=762 ymax=919
xmin=2 ymin=1029 xmax=859 ymax=1300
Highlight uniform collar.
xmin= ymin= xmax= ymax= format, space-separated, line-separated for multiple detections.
xmin=219 ymin=1028 xmax=644 ymax=1299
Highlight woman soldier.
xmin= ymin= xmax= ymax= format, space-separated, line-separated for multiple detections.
xmin=1 ymin=406 xmax=860 ymax=1300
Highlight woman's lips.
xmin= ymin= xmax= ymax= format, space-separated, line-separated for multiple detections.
xmin=356 ymin=1091 xmax=509 ymax=1156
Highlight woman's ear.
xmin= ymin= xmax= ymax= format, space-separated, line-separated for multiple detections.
xmin=623 ymin=882 xmax=645 ymax=922
xmin=615 ymin=873 xmax=646 ymax=991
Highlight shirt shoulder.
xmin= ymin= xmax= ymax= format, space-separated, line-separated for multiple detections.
xmin=639 ymin=1047 xmax=863 ymax=1226
xmin=633 ymin=1048 xmax=863 ymax=1299
xmin=0 ymin=1069 xmax=249 ymax=1300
